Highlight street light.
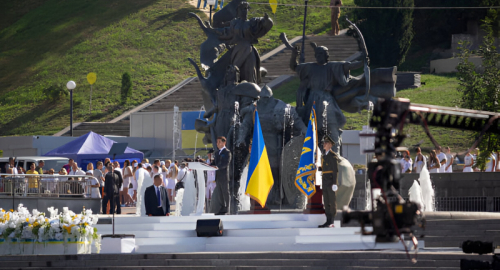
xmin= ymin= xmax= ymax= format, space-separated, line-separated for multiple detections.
xmin=300 ymin=0 xmax=309 ymax=63
xmin=207 ymin=0 xmax=217 ymax=25
xmin=66 ymin=81 xmax=76 ymax=137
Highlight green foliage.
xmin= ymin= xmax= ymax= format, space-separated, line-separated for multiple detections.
xmin=0 ymin=0 xmax=344 ymax=136
xmin=42 ymin=84 xmax=68 ymax=101
xmin=457 ymin=15 xmax=500 ymax=170
xmin=353 ymin=0 xmax=414 ymax=67
xmin=120 ymin=72 xmax=132 ymax=104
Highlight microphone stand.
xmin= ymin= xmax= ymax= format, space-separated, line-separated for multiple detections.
xmin=230 ymin=101 xmax=239 ymax=215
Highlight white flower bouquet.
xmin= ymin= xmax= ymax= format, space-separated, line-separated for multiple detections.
xmin=0 ymin=204 xmax=100 ymax=254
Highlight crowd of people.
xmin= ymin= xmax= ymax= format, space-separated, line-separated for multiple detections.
xmin=1 ymin=150 xmax=223 ymax=216
xmin=398 ymin=146 xmax=500 ymax=173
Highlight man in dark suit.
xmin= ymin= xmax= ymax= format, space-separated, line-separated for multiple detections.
xmin=210 ymin=136 xmax=232 ymax=215
xmin=145 ymin=174 xmax=170 ymax=216
xmin=102 ymin=163 xmax=123 ymax=214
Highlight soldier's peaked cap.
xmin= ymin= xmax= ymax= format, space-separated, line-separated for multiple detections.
xmin=322 ymin=135 xmax=335 ymax=145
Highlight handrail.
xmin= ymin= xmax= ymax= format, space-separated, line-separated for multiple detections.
xmin=0 ymin=174 xmax=100 ymax=198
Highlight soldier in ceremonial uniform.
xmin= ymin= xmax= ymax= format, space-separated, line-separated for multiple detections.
xmin=318 ymin=135 xmax=339 ymax=228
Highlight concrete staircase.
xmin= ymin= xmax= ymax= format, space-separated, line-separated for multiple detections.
xmin=0 ymin=251 xmax=480 ymax=269
xmin=55 ymin=31 xmax=361 ymax=138
xmin=416 ymin=218 xmax=500 ymax=248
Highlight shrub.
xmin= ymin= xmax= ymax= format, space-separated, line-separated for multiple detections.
xmin=353 ymin=0 xmax=414 ymax=67
xmin=121 ymin=72 xmax=132 ymax=104
xmin=43 ymin=84 xmax=68 ymax=101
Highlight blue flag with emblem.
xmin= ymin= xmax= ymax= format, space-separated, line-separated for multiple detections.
xmin=295 ymin=104 xmax=317 ymax=198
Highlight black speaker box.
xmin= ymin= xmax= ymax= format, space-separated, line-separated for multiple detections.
xmin=196 ymin=219 xmax=223 ymax=237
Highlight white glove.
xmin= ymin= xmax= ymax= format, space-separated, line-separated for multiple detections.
xmin=332 ymin=185 xmax=338 ymax=192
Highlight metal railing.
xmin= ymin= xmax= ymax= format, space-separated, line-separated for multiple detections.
xmin=0 ymin=174 xmax=99 ymax=198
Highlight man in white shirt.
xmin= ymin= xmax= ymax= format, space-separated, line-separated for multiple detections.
xmin=435 ymin=146 xmax=447 ymax=173
xmin=9 ymin=157 xmax=18 ymax=175
xmin=69 ymin=162 xmax=86 ymax=176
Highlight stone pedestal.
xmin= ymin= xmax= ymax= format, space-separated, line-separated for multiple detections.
xmin=303 ymin=185 xmax=325 ymax=214
xmin=100 ymin=235 xmax=135 ymax=254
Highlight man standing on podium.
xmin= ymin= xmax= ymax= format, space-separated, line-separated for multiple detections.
xmin=210 ymin=136 xmax=232 ymax=215
xmin=318 ymin=135 xmax=339 ymax=228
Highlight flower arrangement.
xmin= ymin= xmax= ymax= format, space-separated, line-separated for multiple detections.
xmin=0 ymin=204 xmax=100 ymax=253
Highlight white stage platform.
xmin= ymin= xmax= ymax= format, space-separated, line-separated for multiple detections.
xmin=95 ymin=214 xmax=421 ymax=253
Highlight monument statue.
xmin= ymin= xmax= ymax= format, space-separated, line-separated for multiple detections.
xmin=191 ymin=63 xmax=261 ymax=146
xmin=283 ymin=37 xmax=397 ymax=153
xmin=237 ymin=85 xmax=307 ymax=205
xmin=189 ymin=1 xmax=273 ymax=84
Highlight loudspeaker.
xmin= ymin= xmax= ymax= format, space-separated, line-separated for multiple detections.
xmin=196 ymin=219 xmax=223 ymax=237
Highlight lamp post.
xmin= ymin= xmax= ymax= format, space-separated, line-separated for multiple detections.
xmin=207 ymin=0 xmax=217 ymax=25
xmin=66 ymin=81 xmax=76 ymax=136
xmin=300 ymin=0 xmax=309 ymax=63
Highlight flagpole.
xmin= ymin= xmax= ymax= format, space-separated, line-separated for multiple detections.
xmin=230 ymin=101 xmax=239 ymax=215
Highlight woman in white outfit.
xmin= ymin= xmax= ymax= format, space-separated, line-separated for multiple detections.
xmin=86 ymin=164 xmax=101 ymax=199
xmin=161 ymin=162 xmax=169 ymax=188
xmin=428 ymin=150 xmax=441 ymax=173
xmin=165 ymin=160 xmax=178 ymax=203
xmin=413 ymin=148 xmax=427 ymax=174
xmin=122 ymin=160 xmax=135 ymax=206
xmin=131 ymin=160 xmax=138 ymax=202
xmin=463 ymin=152 xmax=474 ymax=172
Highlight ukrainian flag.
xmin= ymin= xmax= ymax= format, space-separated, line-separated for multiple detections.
xmin=246 ymin=110 xmax=274 ymax=207
xmin=295 ymin=104 xmax=318 ymax=198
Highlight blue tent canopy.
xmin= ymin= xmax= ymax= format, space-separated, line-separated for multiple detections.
xmin=44 ymin=132 xmax=144 ymax=166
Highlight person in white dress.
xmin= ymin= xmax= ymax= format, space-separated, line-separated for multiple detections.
xmin=463 ymin=152 xmax=474 ymax=172
xmin=165 ymin=160 xmax=178 ymax=203
xmin=85 ymin=168 xmax=101 ymax=199
xmin=131 ymin=160 xmax=138 ymax=202
xmin=485 ymin=153 xmax=496 ymax=172
xmin=135 ymin=163 xmax=153 ymax=216
xmin=444 ymin=146 xmax=453 ymax=173
xmin=428 ymin=150 xmax=441 ymax=173
xmin=413 ymin=147 xmax=427 ymax=174
xmin=435 ymin=146 xmax=447 ymax=173
xmin=122 ymin=160 xmax=135 ymax=206
xmin=160 ymin=162 xmax=169 ymax=188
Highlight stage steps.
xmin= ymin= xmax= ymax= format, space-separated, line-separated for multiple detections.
xmin=415 ymin=219 xmax=500 ymax=248
xmin=92 ymin=214 xmax=419 ymax=254
xmin=0 ymin=251 xmax=478 ymax=269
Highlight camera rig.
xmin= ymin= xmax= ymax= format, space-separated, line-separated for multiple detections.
xmin=343 ymin=98 xmax=500 ymax=247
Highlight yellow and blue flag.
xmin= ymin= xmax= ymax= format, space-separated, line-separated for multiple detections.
xmin=246 ymin=110 xmax=274 ymax=207
xmin=295 ymin=104 xmax=318 ymax=198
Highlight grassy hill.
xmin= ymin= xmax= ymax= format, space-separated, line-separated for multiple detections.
xmin=0 ymin=0 xmax=349 ymax=136
xmin=273 ymin=73 xmax=475 ymax=152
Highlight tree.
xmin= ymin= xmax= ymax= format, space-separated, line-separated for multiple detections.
xmin=121 ymin=72 xmax=132 ymax=104
xmin=457 ymin=13 xmax=500 ymax=171
xmin=353 ymin=0 xmax=414 ymax=67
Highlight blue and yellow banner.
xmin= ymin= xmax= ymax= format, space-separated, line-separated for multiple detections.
xmin=246 ymin=110 xmax=274 ymax=207
xmin=295 ymin=104 xmax=318 ymax=198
